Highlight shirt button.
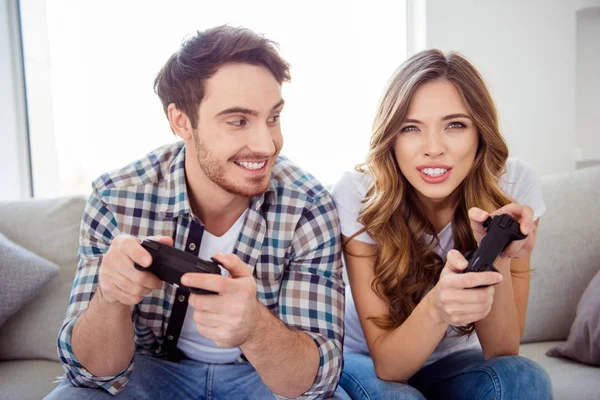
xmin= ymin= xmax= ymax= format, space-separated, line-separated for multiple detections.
xmin=178 ymin=295 xmax=185 ymax=302
xmin=167 ymin=335 xmax=174 ymax=341
xmin=189 ymin=243 xmax=197 ymax=251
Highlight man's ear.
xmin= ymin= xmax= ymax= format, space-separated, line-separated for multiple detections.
xmin=167 ymin=103 xmax=193 ymax=140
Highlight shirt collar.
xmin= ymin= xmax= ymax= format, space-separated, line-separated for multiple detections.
xmin=159 ymin=143 xmax=277 ymax=219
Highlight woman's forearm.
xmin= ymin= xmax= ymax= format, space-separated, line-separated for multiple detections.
xmin=474 ymin=257 xmax=521 ymax=359
xmin=370 ymin=292 xmax=448 ymax=382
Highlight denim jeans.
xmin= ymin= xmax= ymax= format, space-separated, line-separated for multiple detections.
xmin=340 ymin=350 xmax=553 ymax=400
xmin=45 ymin=354 xmax=351 ymax=399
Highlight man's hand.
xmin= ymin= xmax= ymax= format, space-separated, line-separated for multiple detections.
xmin=183 ymin=253 xmax=265 ymax=348
xmin=468 ymin=203 xmax=537 ymax=259
xmin=98 ymin=235 xmax=172 ymax=305
xmin=428 ymin=249 xmax=503 ymax=326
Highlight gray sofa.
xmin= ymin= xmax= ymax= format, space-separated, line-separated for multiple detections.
xmin=0 ymin=166 xmax=599 ymax=400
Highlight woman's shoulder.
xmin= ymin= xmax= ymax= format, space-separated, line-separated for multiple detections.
xmin=330 ymin=168 xmax=377 ymax=243
xmin=499 ymin=158 xmax=539 ymax=194
xmin=331 ymin=168 xmax=372 ymax=199
xmin=502 ymin=157 xmax=537 ymax=180
xmin=499 ymin=158 xmax=546 ymax=218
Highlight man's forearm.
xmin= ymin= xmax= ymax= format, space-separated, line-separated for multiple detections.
xmin=71 ymin=288 xmax=135 ymax=376
xmin=240 ymin=305 xmax=320 ymax=398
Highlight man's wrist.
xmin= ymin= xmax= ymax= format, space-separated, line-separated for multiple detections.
xmin=94 ymin=286 xmax=130 ymax=315
xmin=242 ymin=302 xmax=274 ymax=351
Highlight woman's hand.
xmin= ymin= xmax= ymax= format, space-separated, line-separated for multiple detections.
xmin=469 ymin=203 xmax=537 ymax=259
xmin=428 ymin=250 xmax=503 ymax=326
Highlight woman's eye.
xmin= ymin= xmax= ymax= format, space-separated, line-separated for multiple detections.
xmin=448 ymin=121 xmax=466 ymax=129
xmin=400 ymin=125 xmax=419 ymax=132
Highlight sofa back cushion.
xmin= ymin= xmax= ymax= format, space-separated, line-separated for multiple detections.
xmin=0 ymin=196 xmax=86 ymax=361
xmin=0 ymin=233 xmax=59 ymax=326
xmin=522 ymin=166 xmax=600 ymax=343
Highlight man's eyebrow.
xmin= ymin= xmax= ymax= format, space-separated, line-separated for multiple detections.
xmin=271 ymin=99 xmax=285 ymax=111
xmin=215 ymin=107 xmax=259 ymax=117
xmin=215 ymin=99 xmax=285 ymax=118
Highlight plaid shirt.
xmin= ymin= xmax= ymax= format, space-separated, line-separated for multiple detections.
xmin=57 ymin=142 xmax=345 ymax=398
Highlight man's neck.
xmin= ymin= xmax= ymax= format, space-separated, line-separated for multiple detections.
xmin=184 ymin=156 xmax=250 ymax=237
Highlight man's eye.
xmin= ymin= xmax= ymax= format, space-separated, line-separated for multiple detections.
xmin=448 ymin=122 xmax=466 ymax=129
xmin=268 ymin=115 xmax=280 ymax=123
xmin=229 ymin=119 xmax=248 ymax=127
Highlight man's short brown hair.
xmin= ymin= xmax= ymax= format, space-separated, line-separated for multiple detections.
xmin=154 ymin=25 xmax=291 ymax=130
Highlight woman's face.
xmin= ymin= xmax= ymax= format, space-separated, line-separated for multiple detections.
xmin=393 ymin=79 xmax=479 ymax=205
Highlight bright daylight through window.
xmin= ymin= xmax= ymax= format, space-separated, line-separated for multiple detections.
xmin=20 ymin=0 xmax=407 ymax=197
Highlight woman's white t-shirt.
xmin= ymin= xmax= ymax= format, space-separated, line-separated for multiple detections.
xmin=330 ymin=158 xmax=546 ymax=366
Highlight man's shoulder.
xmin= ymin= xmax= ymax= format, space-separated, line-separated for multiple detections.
xmin=270 ymin=156 xmax=330 ymax=208
xmin=91 ymin=141 xmax=184 ymax=195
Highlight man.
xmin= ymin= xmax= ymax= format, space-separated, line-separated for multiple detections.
xmin=46 ymin=26 xmax=346 ymax=399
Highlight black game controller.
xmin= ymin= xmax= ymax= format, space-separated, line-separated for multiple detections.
xmin=134 ymin=239 xmax=222 ymax=294
xmin=464 ymin=214 xmax=527 ymax=276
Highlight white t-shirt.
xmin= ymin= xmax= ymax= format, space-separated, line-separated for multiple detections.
xmin=331 ymin=158 xmax=546 ymax=366
xmin=177 ymin=210 xmax=248 ymax=363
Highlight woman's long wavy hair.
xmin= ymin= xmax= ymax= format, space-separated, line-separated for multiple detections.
xmin=354 ymin=49 xmax=512 ymax=337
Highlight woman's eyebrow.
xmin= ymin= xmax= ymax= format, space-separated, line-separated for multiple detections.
xmin=442 ymin=113 xmax=471 ymax=120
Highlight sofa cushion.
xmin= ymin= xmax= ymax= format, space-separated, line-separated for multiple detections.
xmin=0 ymin=359 xmax=64 ymax=400
xmin=520 ymin=341 xmax=600 ymax=400
xmin=0 ymin=233 xmax=59 ymax=326
xmin=0 ymin=196 xmax=86 ymax=361
xmin=522 ymin=166 xmax=600 ymax=343
xmin=546 ymin=269 xmax=600 ymax=365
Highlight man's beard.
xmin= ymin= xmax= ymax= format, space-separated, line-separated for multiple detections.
xmin=194 ymin=136 xmax=271 ymax=197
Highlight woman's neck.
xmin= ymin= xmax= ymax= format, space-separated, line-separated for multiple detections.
xmin=416 ymin=190 xmax=460 ymax=234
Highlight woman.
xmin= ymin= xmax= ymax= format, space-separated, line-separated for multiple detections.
xmin=331 ymin=50 xmax=552 ymax=399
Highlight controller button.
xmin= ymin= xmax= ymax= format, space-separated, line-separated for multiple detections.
xmin=498 ymin=215 xmax=510 ymax=229
xmin=178 ymin=295 xmax=186 ymax=302
xmin=189 ymin=243 xmax=197 ymax=251
xmin=167 ymin=335 xmax=174 ymax=341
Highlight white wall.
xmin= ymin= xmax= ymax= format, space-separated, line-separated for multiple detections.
xmin=576 ymin=6 xmax=600 ymax=163
xmin=0 ymin=0 xmax=31 ymax=200
xmin=416 ymin=0 xmax=579 ymax=177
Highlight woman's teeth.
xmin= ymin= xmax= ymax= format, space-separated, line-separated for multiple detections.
xmin=422 ymin=168 xmax=448 ymax=177
xmin=235 ymin=161 xmax=266 ymax=170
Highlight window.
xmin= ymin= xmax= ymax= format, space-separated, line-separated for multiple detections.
xmin=20 ymin=0 xmax=407 ymax=197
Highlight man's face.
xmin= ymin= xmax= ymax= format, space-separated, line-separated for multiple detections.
xmin=191 ymin=63 xmax=284 ymax=197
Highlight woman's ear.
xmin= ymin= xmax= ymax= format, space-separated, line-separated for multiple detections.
xmin=167 ymin=103 xmax=193 ymax=140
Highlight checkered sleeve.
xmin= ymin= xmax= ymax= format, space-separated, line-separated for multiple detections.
xmin=279 ymin=191 xmax=345 ymax=399
xmin=56 ymin=187 xmax=133 ymax=395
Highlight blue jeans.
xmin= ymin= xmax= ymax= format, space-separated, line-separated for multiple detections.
xmin=45 ymin=354 xmax=351 ymax=399
xmin=340 ymin=350 xmax=553 ymax=400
